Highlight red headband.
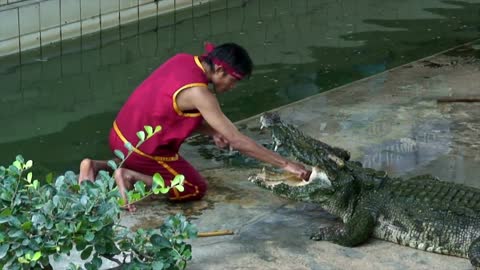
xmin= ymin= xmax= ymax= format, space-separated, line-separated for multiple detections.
xmin=202 ymin=42 xmax=245 ymax=80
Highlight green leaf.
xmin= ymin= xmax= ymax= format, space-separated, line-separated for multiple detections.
xmin=53 ymin=195 xmax=61 ymax=207
xmin=67 ymin=263 xmax=77 ymax=270
xmin=8 ymin=230 xmax=25 ymax=238
xmin=21 ymin=221 xmax=32 ymax=231
xmin=133 ymin=181 xmax=146 ymax=196
xmin=117 ymin=198 xmax=126 ymax=206
xmin=26 ymin=172 xmax=32 ymax=183
xmin=12 ymin=195 xmax=22 ymax=207
xmin=13 ymin=160 xmax=22 ymax=170
xmin=154 ymin=125 xmax=162 ymax=134
xmin=55 ymin=221 xmax=67 ymax=233
xmin=32 ymin=214 xmax=46 ymax=226
xmin=0 ymin=244 xmax=9 ymax=259
xmin=80 ymin=195 xmax=88 ymax=206
xmin=0 ymin=192 xmax=12 ymax=202
xmin=175 ymin=185 xmax=185 ymax=192
xmin=32 ymin=179 xmax=39 ymax=190
xmin=31 ymin=251 xmax=41 ymax=261
xmin=152 ymin=261 xmax=164 ymax=270
xmin=107 ymin=160 xmax=117 ymax=170
xmin=75 ymin=221 xmax=83 ymax=232
xmin=55 ymin=175 xmax=65 ymax=188
xmin=16 ymin=155 xmax=25 ymax=163
xmin=9 ymin=216 xmax=21 ymax=227
xmin=144 ymin=125 xmax=153 ymax=138
xmin=114 ymin=150 xmax=125 ymax=160
xmin=87 ymin=216 xmax=99 ymax=223
xmin=9 ymin=164 xmax=19 ymax=174
xmin=130 ymin=193 xmax=141 ymax=202
xmin=136 ymin=131 xmax=146 ymax=142
xmin=159 ymin=187 xmax=170 ymax=194
xmin=150 ymin=234 xmax=171 ymax=248
xmin=124 ymin=142 xmax=134 ymax=151
xmin=80 ymin=246 xmax=93 ymax=260
xmin=0 ymin=208 xmax=12 ymax=217
xmin=171 ymin=174 xmax=185 ymax=187
xmin=186 ymin=225 xmax=198 ymax=238
xmin=15 ymin=248 xmax=25 ymax=257
xmin=0 ymin=217 xmax=9 ymax=225
xmin=25 ymin=160 xmax=33 ymax=169
xmin=42 ymin=201 xmax=54 ymax=216
xmin=75 ymin=238 xmax=87 ymax=251
xmin=18 ymin=256 xmax=29 ymax=264
xmin=85 ymin=231 xmax=95 ymax=242
xmin=84 ymin=262 xmax=95 ymax=270
xmin=91 ymin=257 xmax=102 ymax=269
xmin=45 ymin=172 xmax=54 ymax=184
xmin=153 ymin=173 xmax=165 ymax=188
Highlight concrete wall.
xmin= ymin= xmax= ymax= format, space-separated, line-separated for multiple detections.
xmin=0 ymin=0 xmax=210 ymax=57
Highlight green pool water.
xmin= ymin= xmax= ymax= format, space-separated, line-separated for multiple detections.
xmin=0 ymin=0 xmax=479 ymax=176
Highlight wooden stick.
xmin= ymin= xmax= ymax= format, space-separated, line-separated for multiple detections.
xmin=198 ymin=230 xmax=234 ymax=237
xmin=437 ymin=97 xmax=480 ymax=103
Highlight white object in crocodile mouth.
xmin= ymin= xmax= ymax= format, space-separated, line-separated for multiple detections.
xmin=253 ymin=166 xmax=331 ymax=188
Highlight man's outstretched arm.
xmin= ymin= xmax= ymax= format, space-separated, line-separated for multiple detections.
xmin=186 ymin=86 xmax=310 ymax=179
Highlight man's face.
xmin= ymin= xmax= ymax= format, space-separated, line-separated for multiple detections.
xmin=212 ymin=67 xmax=239 ymax=93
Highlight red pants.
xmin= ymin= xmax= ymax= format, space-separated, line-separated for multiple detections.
xmin=109 ymin=127 xmax=207 ymax=201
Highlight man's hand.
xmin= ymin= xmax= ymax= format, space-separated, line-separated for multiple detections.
xmin=213 ymin=134 xmax=230 ymax=149
xmin=283 ymin=161 xmax=311 ymax=181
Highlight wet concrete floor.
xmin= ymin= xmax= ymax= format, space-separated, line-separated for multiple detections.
xmin=114 ymin=41 xmax=480 ymax=270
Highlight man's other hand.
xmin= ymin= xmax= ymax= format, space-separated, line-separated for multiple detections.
xmin=213 ymin=134 xmax=230 ymax=149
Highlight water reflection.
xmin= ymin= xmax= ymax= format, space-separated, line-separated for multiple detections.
xmin=362 ymin=119 xmax=452 ymax=175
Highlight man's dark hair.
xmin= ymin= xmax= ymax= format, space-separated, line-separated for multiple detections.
xmin=203 ymin=43 xmax=253 ymax=79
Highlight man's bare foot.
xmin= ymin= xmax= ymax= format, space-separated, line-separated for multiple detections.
xmin=79 ymin=158 xmax=95 ymax=183
xmin=121 ymin=204 xmax=137 ymax=212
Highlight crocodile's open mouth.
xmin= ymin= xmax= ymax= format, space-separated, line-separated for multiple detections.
xmin=250 ymin=167 xmax=331 ymax=189
xmin=250 ymin=168 xmax=311 ymax=188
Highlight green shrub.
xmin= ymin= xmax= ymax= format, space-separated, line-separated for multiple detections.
xmin=0 ymin=125 xmax=198 ymax=269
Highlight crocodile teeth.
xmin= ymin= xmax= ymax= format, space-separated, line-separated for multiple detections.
xmin=327 ymin=154 xmax=344 ymax=167
xmin=309 ymin=167 xmax=332 ymax=188
xmin=260 ymin=121 xmax=266 ymax=130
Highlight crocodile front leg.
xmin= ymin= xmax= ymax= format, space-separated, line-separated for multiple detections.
xmin=468 ymin=237 xmax=480 ymax=268
xmin=310 ymin=209 xmax=376 ymax=247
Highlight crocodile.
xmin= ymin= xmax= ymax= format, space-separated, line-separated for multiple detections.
xmin=250 ymin=112 xmax=480 ymax=268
